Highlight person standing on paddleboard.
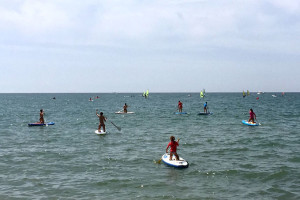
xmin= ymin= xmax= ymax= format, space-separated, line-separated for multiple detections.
xmin=123 ymin=103 xmax=128 ymax=113
xmin=178 ymin=101 xmax=183 ymax=112
xmin=166 ymin=136 xmax=180 ymax=161
xmin=39 ymin=109 xmax=45 ymax=124
xmin=96 ymin=110 xmax=106 ymax=132
xmin=248 ymin=108 xmax=256 ymax=123
xmin=204 ymin=102 xmax=208 ymax=113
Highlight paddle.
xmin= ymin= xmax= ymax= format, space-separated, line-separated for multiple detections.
xmin=110 ymin=121 xmax=121 ymax=131
xmin=156 ymin=158 xmax=162 ymax=164
xmin=255 ymin=117 xmax=261 ymax=125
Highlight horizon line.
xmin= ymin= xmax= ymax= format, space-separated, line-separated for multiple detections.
xmin=0 ymin=91 xmax=295 ymax=94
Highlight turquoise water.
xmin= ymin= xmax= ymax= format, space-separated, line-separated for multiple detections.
xmin=0 ymin=93 xmax=299 ymax=199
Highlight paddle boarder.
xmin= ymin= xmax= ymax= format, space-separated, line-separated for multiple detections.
xmin=248 ymin=108 xmax=256 ymax=123
xmin=166 ymin=136 xmax=180 ymax=161
xmin=123 ymin=103 xmax=128 ymax=113
xmin=96 ymin=110 xmax=106 ymax=132
xmin=39 ymin=109 xmax=45 ymax=124
xmin=178 ymin=101 xmax=183 ymax=112
xmin=204 ymin=102 xmax=208 ymax=113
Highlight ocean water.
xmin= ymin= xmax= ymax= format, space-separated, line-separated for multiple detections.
xmin=0 ymin=93 xmax=299 ymax=199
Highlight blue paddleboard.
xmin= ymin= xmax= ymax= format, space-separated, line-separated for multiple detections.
xmin=242 ymin=120 xmax=259 ymax=126
xmin=28 ymin=122 xmax=55 ymax=126
xmin=175 ymin=112 xmax=188 ymax=115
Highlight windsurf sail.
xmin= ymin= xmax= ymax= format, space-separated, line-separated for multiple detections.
xmin=247 ymin=90 xmax=250 ymax=96
xmin=200 ymin=89 xmax=205 ymax=98
xmin=243 ymin=91 xmax=246 ymax=97
xmin=200 ymin=91 xmax=204 ymax=98
xmin=143 ymin=90 xmax=149 ymax=98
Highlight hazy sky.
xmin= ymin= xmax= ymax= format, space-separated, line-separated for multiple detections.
xmin=0 ymin=0 xmax=299 ymax=93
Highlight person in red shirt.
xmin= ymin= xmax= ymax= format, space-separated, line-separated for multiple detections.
xmin=248 ymin=108 xmax=256 ymax=123
xmin=178 ymin=101 xmax=183 ymax=112
xmin=166 ymin=136 xmax=180 ymax=160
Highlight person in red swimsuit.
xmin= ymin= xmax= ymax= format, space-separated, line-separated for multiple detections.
xmin=248 ymin=108 xmax=256 ymax=123
xmin=166 ymin=136 xmax=180 ymax=160
xmin=178 ymin=101 xmax=183 ymax=112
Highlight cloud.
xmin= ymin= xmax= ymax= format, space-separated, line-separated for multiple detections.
xmin=0 ymin=0 xmax=71 ymax=34
xmin=0 ymin=0 xmax=299 ymax=52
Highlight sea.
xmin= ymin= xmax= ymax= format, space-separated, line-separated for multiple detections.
xmin=0 ymin=93 xmax=299 ymax=200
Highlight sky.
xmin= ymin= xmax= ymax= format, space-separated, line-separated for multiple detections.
xmin=0 ymin=0 xmax=299 ymax=93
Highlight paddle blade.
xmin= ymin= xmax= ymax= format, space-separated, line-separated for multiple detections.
xmin=111 ymin=122 xmax=121 ymax=131
xmin=155 ymin=158 xmax=162 ymax=164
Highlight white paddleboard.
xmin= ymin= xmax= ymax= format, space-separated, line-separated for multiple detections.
xmin=95 ymin=130 xmax=107 ymax=135
xmin=115 ymin=111 xmax=135 ymax=114
xmin=161 ymin=153 xmax=189 ymax=168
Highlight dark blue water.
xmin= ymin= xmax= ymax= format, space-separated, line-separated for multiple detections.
xmin=0 ymin=93 xmax=299 ymax=199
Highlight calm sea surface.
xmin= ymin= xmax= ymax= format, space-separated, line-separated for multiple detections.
xmin=0 ymin=93 xmax=299 ymax=199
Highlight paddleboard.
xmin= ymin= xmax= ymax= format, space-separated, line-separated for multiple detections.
xmin=115 ymin=111 xmax=135 ymax=114
xmin=198 ymin=112 xmax=213 ymax=115
xmin=161 ymin=153 xmax=189 ymax=168
xmin=175 ymin=112 xmax=188 ymax=115
xmin=242 ymin=120 xmax=260 ymax=126
xmin=95 ymin=130 xmax=107 ymax=135
xmin=28 ymin=122 xmax=55 ymax=126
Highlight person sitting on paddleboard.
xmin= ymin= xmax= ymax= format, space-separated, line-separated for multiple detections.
xmin=39 ymin=109 xmax=45 ymax=124
xmin=204 ymin=102 xmax=208 ymax=113
xmin=96 ymin=110 xmax=106 ymax=132
xmin=178 ymin=101 xmax=183 ymax=112
xmin=123 ymin=103 xmax=128 ymax=113
xmin=166 ymin=136 xmax=180 ymax=161
xmin=248 ymin=108 xmax=256 ymax=123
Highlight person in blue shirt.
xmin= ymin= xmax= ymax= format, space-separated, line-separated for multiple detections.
xmin=204 ymin=102 xmax=208 ymax=113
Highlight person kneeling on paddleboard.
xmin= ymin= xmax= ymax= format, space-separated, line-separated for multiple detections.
xmin=248 ymin=108 xmax=256 ymax=123
xmin=96 ymin=110 xmax=106 ymax=132
xmin=166 ymin=136 xmax=180 ymax=161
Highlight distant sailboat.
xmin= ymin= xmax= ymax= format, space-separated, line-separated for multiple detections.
xmin=243 ymin=91 xmax=246 ymax=98
xmin=247 ymin=90 xmax=250 ymax=96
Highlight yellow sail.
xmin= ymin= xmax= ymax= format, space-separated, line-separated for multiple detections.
xmin=200 ymin=91 xmax=204 ymax=98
